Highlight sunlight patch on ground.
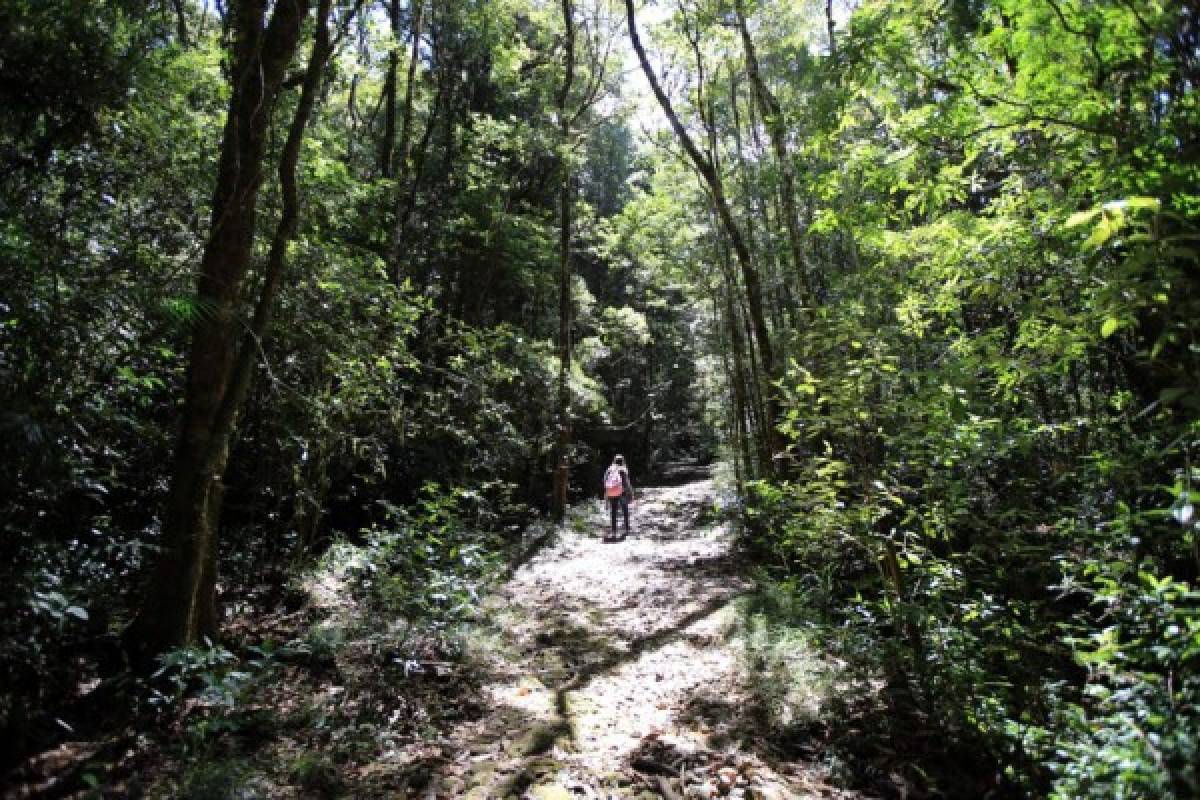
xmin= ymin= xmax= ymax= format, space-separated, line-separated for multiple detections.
xmin=565 ymin=602 xmax=743 ymax=770
xmin=413 ymin=477 xmax=861 ymax=797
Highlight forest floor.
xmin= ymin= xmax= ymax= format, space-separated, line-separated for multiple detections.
xmin=7 ymin=477 xmax=873 ymax=800
xmin=316 ymin=476 xmax=867 ymax=800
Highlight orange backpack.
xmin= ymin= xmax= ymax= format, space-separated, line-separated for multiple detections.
xmin=604 ymin=466 xmax=625 ymax=498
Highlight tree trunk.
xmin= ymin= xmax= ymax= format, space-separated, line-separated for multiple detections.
xmin=625 ymin=0 xmax=782 ymax=468
xmin=397 ymin=0 xmax=423 ymax=176
xmin=392 ymin=8 xmax=441 ymax=286
xmin=713 ymin=287 xmax=745 ymax=489
xmin=552 ymin=0 xmax=576 ymax=521
xmin=722 ymin=276 xmax=757 ymax=481
xmin=380 ymin=0 xmax=401 ymax=177
xmin=734 ymin=0 xmax=812 ymax=308
xmin=388 ymin=0 xmax=424 ymax=281
xmin=825 ymin=0 xmax=837 ymax=61
xmin=171 ymin=0 xmax=190 ymax=48
xmin=125 ymin=0 xmax=334 ymax=663
xmin=707 ymin=197 xmax=765 ymax=479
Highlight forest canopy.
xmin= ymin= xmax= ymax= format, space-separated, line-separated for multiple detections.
xmin=1 ymin=0 xmax=1197 ymax=797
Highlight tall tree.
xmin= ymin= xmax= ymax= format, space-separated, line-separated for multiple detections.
xmin=387 ymin=0 xmax=425 ymax=281
xmin=733 ymin=0 xmax=811 ymax=306
xmin=125 ymin=0 xmax=342 ymax=660
xmin=552 ymin=0 xmax=577 ymax=520
xmin=624 ymin=0 xmax=783 ymax=468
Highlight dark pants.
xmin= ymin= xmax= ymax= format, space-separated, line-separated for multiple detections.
xmin=607 ymin=495 xmax=629 ymax=535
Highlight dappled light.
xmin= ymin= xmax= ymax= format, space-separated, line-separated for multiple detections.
xmin=385 ymin=478 xmax=844 ymax=798
xmin=2 ymin=0 xmax=1197 ymax=797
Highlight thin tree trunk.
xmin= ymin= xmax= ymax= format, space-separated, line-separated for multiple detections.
xmin=387 ymin=0 xmax=424 ymax=281
xmin=730 ymin=68 xmax=791 ymax=363
xmin=347 ymin=73 xmax=360 ymax=145
xmin=734 ymin=0 xmax=811 ymax=308
xmin=392 ymin=10 xmax=441 ymax=286
xmin=171 ymin=0 xmax=190 ymax=47
xmin=716 ymin=303 xmax=746 ymax=489
xmin=707 ymin=198 xmax=765 ymax=478
xmin=736 ymin=287 xmax=771 ymax=471
xmin=397 ymin=0 xmax=423 ymax=177
xmin=727 ymin=69 xmax=766 ymax=280
xmin=292 ymin=431 xmax=333 ymax=559
xmin=125 ymin=0 xmax=336 ymax=662
xmin=722 ymin=274 xmax=757 ymax=481
xmin=825 ymin=0 xmax=837 ymax=61
xmin=552 ymin=0 xmax=576 ymax=521
xmin=727 ymin=67 xmax=776 ymax=431
xmin=625 ymin=0 xmax=782 ymax=468
xmin=380 ymin=0 xmax=401 ymax=177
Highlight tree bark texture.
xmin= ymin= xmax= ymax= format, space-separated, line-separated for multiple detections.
xmin=125 ymin=0 xmax=330 ymax=662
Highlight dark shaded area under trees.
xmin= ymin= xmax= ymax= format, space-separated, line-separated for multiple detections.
xmin=1 ymin=0 xmax=1198 ymax=797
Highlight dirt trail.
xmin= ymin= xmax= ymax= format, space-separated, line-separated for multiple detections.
xmin=393 ymin=477 xmax=860 ymax=800
xmin=1 ymin=478 xmax=865 ymax=800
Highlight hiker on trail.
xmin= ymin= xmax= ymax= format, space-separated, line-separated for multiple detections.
xmin=602 ymin=454 xmax=634 ymax=540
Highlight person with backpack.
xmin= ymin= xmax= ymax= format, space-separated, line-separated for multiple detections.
xmin=602 ymin=454 xmax=634 ymax=540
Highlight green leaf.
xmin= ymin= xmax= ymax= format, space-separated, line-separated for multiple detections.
xmin=1083 ymin=218 xmax=1116 ymax=249
xmin=1101 ymin=317 xmax=1122 ymax=338
xmin=1119 ymin=196 xmax=1161 ymax=212
xmin=1065 ymin=208 xmax=1101 ymax=229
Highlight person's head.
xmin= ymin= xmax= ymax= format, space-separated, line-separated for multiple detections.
xmin=613 ymin=454 xmax=625 ymax=467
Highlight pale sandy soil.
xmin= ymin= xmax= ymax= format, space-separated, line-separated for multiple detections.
xmin=377 ymin=477 xmax=865 ymax=800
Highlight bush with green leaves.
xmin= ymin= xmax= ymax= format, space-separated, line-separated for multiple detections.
xmin=332 ymin=482 xmax=503 ymax=654
xmin=143 ymin=638 xmax=282 ymax=764
xmin=171 ymin=758 xmax=256 ymax=800
xmin=1037 ymin=565 xmax=1200 ymax=798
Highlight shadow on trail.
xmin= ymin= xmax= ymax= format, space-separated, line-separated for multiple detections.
xmin=397 ymin=587 xmax=744 ymax=797
xmin=402 ymin=525 xmax=747 ymax=794
xmin=557 ymin=591 xmax=741 ymax=695
xmin=476 ymin=592 xmax=742 ymax=798
xmin=500 ymin=523 xmax=560 ymax=582
xmin=387 ymin=477 xmax=850 ymax=798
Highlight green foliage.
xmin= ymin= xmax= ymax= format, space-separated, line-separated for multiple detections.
xmin=335 ymin=482 xmax=503 ymax=652
xmin=19 ymin=0 xmax=1199 ymax=795
xmin=645 ymin=0 xmax=1200 ymax=793
xmin=172 ymin=758 xmax=255 ymax=800
xmin=148 ymin=640 xmax=243 ymax=715
xmin=287 ymin=751 xmax=340 ymax=795
xmin=0 ymin=0 xmax=711 ymax=789
xmin=135 ymin=640 xmax=283 ymax=800
xmin=1046 ymin=570 xmax=1200 ymax=798
xmin=0 ymin=20 xmax=219 ymax=752
xmin=0 ymin=0 xmax=164 ymax=161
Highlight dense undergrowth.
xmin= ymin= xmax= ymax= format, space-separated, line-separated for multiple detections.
xmin=707 ymin=1 xmax=1200 ymax=796
xmin=737 ymin=304 xmax=1200 ymax=797
xmin=40 ymin=484 xmax=533 ymax=799
xmin=3 ymin=0 xmax=1199 ymax=797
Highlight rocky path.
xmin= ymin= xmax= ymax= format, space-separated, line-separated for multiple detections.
xmin=397 ymin=478 xmax=861 ymax=800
